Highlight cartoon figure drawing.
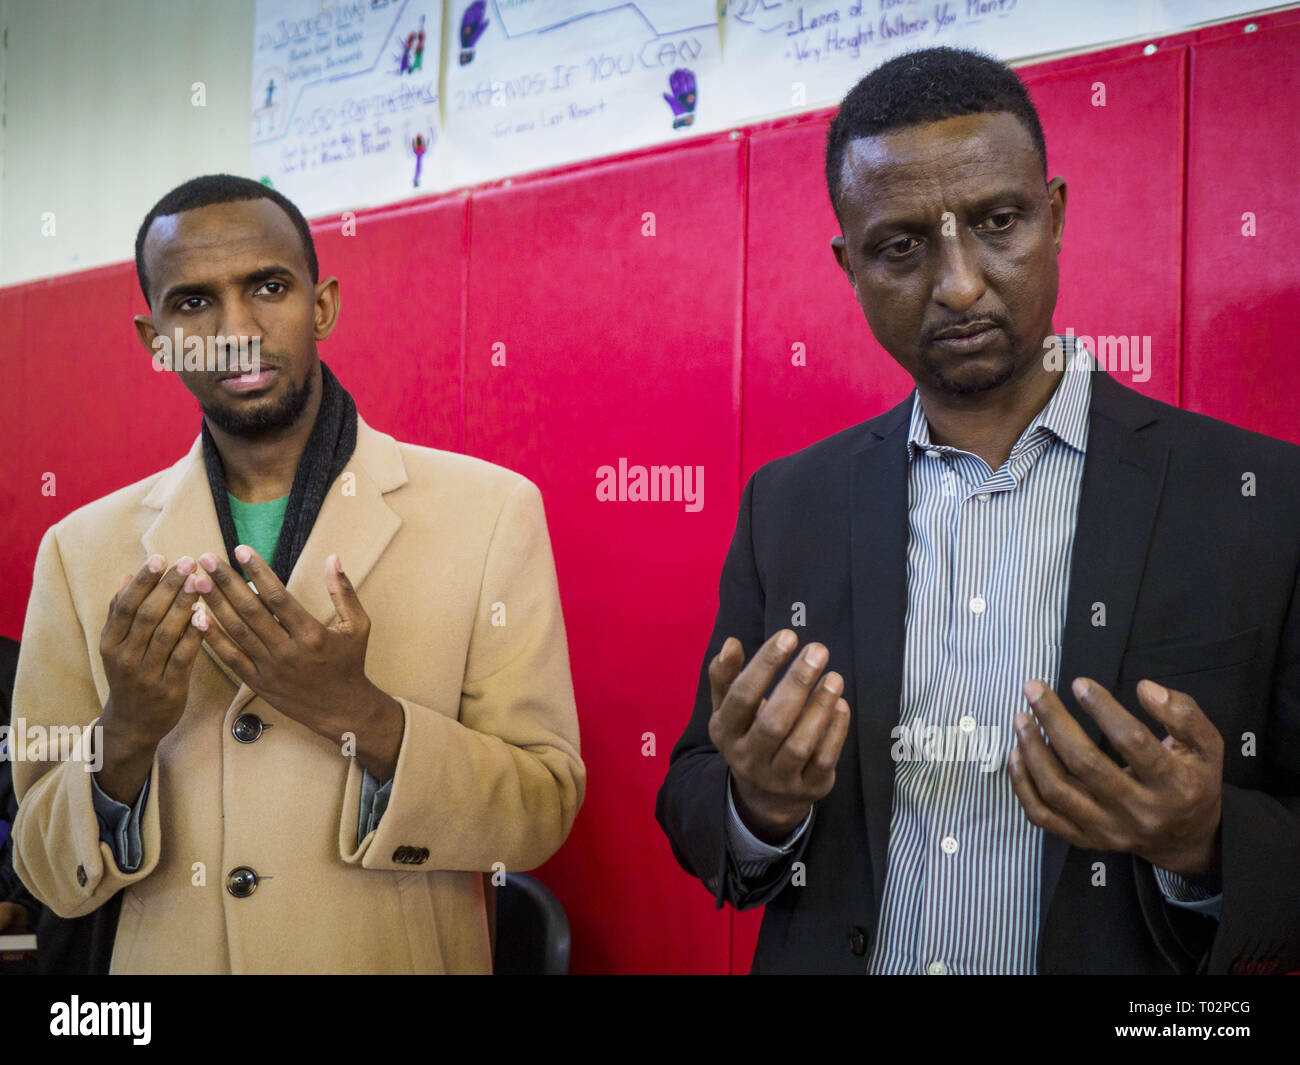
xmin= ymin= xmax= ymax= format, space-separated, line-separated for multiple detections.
xmin=412 ymin=16 xmax=426 ymax=72
xmin=412 ymin=133 xmax=428 ymax=187
xmin=460 ymin=1 xmax=489 ymax=66
xmin=397 ymin=15 xmax=426 ymax=75
xmin=663 ymin=69 xmax=697 ymax=129
xmin=263 ymin=78 xmax=276 ymax=109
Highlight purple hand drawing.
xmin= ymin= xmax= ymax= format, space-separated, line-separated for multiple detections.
xmin=663 ymin=69 xmax=697 ymax=129
xmin=459 ymin=2 xmax=489 ymax=65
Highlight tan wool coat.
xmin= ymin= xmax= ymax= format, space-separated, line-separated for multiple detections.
xmin=11 ymin=415 xmax=585 ymax=973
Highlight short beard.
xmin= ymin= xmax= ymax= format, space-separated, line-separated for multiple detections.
xmin=201 ymin=367 xmax=314 ymax=437
xmin=916 ymin=353 xmax=1019 ymax=396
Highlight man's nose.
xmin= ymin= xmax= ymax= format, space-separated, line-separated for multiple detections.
xmin=931 ymin=233 xmax=986 ymax=312
xmin=214 ymin=301 xmax=261 ymax=348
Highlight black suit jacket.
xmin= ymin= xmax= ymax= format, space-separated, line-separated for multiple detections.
xmin=657 ymin=369 xmax=1300 ymax=974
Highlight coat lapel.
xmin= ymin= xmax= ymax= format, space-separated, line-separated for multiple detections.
xmin=1039 ymin=369 xmax=1169 ymax=922
xmin=141 ymin=414 xmax=408 ymax=715
xmin=847 ymin=395 xmax=914 ymax=917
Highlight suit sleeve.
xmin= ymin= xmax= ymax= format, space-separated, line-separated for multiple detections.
xmin=1206 ymin=550 xmax=1300 ymax=974
xmin=338 ymin=477 xmax=585 ymax=873
xmin=11 ymin=527 xmax=164 ymax=918
xmin=656 ymin=471 xmax=813 ymax=909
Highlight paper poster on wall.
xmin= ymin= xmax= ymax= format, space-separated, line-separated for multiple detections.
xmin=252 ymin=0 xmax=444 ymax=218
xmin=717 ymin=0 xmax=1270 ymax=126
xmin=442 ymin=0 xmax=722 ymax=187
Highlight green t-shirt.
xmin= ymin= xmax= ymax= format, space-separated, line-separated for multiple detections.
xmin=227 ymin=492 xmax=290 ymax=576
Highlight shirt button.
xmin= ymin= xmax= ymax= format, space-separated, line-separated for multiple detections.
xmin=928 ymin=960 xmax=947 ymax=975
xmin=925 ymin=449 xmax=941 ymax=459
xmin=226 ymin=867 xmax=259 ymax=898
xmin=941 ymin=835 xmax=958 ymax=855
xmin=977 ymin=492 xmax=991 ymax=502
xmin=231 ymin=713 xmax=264 ymax=744
xmin=959 ymin=715 xmax=976 ymax=733
xmin=969 ymin=596 xmax=986 ymax=614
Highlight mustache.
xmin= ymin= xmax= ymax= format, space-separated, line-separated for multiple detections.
xmin=926 ymin=317 xmax=1008 ymax=342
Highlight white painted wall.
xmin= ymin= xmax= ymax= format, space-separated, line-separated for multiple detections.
xmin=0 ymin=0 xmax=1284 ymax=288
xmin=0 ymin=0 xmax=254 ymax=286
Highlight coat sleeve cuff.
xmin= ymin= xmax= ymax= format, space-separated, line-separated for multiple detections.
xmin=13 ymin=717 xmax=162 ymax=918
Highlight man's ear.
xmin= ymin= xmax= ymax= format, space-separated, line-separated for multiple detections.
xmin=830 ymin=235 xmax=858 ymax=293
xmin=1047 ymin=176 xmax=1067 ymax=254
xmin=313 ymin=276 xmax=341 ymax=341
xmin=133 ymin=314 xmax=160 ymax=357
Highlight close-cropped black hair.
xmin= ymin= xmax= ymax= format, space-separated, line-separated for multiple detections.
xmin=134 ymin=174 xmax=318 ymax=307
xmin=825 ymin=47 xmax=1048 ymax=222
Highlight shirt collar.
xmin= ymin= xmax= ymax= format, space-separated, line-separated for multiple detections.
xmin=906 ymin=333 xmax=1093 ymax=461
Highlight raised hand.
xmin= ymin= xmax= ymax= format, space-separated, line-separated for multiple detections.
xmin=1010 ymin=676 xmax=1224 ymax=880
xmin=191 ymin=546 xmax=402 ymax=778
xmin=707 ymin=630 xmax=851 ymax=844
xmin=97 ymin=554 xmax=207 ymax=801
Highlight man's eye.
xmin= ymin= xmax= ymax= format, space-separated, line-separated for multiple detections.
xmin=179 ymin=297 xmax=205 ymax=311
xmin=883 ymin=237 xmax=920 ymax=258
xmin=259 ymin=280 xmax=285 ymax=294
xmin=982 ymin=212 xmax=1017 ymax=231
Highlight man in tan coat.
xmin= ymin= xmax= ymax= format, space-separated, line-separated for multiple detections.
xmin=9 ymin=174 xmax=584 ymax=974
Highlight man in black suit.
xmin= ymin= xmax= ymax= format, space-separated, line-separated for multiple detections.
xmin=656 ymin=47 xmax=1300 ymax=974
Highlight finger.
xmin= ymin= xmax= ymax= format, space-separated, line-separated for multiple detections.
xmin=162 ymin=605 xmax=207 ymax=686
xmin=745 ymin=641 xmax=830 ymax=763
xmin=713 ymin=630 xmax=798 ymax=740
xmin=1135 ymin=679 xmax=1223 ymax=757
xmin=708 ymin=637 xmax=745 ymax=716
xmin=125 ymin=557 xmax=195 ymax=654
xmin=770 ymin=670 xmax=843 ymax=778
xmin=803 ymin=697 xmax=850 ymax=790
xmin=233 ymin=544 xmax=314 ymax=636
xmin=194 ymin=604 xmax=260 ymax=681
xmin=139 ymin=564 xmax=203 ymax=675
xmin=325 ymin=554 xmax=368 ymax=635
xmin=1067 ymin=677 xmax=1166 ymax=783
xmin=103 ymin=555 xmax=168 ymax=646
xmin=197 ymin=552 xmax=283 ymax=654
xmin=1022 ymin=679 xmax=1140 ymax=799
xmin=106 ymin=573 xmax=133 ymax=629
xmin=1008 ymin=745 xmax=1089 ymax=846
xmin=1012 ymin=703 xmax=1113 ymax=835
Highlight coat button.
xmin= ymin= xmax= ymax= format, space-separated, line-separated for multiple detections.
xmin=76 ymin=864 xmax=87 ymax=887
xmin=226 ymin=867 xmax=259 ymax=898
xmin=849 ymin=926 xmax=867 ymax=956
xmin=231 ymin=713 xmax=264 ymax=743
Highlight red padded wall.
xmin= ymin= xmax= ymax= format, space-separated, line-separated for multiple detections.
xmin=4 ymin=11 xmax=1297 ymax=974
xmin=1022 ymin=49 xmax=1185 ymax=407
xmin=2 ymin=264 xmax=195 ymax=637
xmin=462 ymin=136 xmax=745 ymax=973
xmin=309 ymin=196 xmax=467 ymax=453
xmin=1184 ymin=20 xmax=1300 ymax=443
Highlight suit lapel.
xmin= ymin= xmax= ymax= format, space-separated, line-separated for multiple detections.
xmin=848 ymin=395 xmax=913 ymax=917
xmin=141 ymin=415 xmax=408 ymax=715
xmin=1039 ymin=369 xmax=1169 ymax=922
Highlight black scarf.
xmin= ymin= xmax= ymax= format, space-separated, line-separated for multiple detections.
xmin=201 ymin=360 xmax=357 ymax=584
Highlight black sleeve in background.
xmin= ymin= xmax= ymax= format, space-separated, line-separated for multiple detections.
xmin=1 ymin=633 xmax=119 ymax=974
